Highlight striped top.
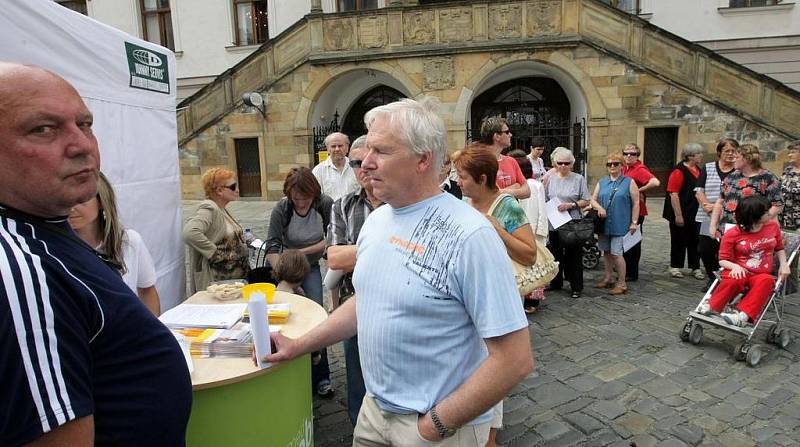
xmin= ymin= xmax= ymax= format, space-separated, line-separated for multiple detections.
xmin=0 ymin=207 xmax=192 ymax=445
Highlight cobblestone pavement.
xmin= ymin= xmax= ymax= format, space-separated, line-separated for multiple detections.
xmin=184 ymin=198 xmax=800 ymax=446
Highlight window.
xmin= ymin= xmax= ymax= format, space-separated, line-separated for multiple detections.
xmin=140 ymin=0 xmax=174 ymax=50
xmin=55 ymin=0 xmax=87 ymax=15
xmin=729 ymin=0 xmax=782 ymax=6
xmin=338 ymin=0 xmax=378 ymax=12
xmin=233 ymin=0 xmax=269 ymax=46
xmin=599 ymin=0 xmax=641 ymax=14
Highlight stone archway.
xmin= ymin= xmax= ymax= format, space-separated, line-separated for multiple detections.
xmin=340 ymin=85 xmax=406 ymax=142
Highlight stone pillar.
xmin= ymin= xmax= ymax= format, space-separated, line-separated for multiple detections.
xmin=310 ymin=0 xmax=322 ymax=13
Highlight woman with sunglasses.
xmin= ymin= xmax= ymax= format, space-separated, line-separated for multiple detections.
xmin=620 ymin=143 xmax=660 ymax=282
xmin=70 ymin=172 xmax=161 ymax=316
xmin=183 ymin=167 xmax=250 ymax=294
xmin=545 ymin=147 xmax=591 ymax=298
xmin=590 ymin=153 xmax=640 ymax=295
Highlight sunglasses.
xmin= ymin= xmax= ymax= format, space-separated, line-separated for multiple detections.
xmin=622 ymin=152 xmax=639 ymax=156
xmin=606 ymin=162 xmax=621 ymax=167
xmin=348 ymin=159 xmax=363 ymax=168
xmin=497 ymin=129 xmax=512 ymax=135
xmin=224 ymin=183 xmax=237 ymax=191
xmin=555 ymin=161 xmax=571 ymax=166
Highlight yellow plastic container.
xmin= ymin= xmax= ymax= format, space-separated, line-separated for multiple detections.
xmin=242 ymin=283 xmax=276 ymax=304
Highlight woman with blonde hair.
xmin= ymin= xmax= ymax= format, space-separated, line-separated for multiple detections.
xmin=70 ymin=172 xmax=161 ymax=315
xmin=183 ymin=167 xmax=250 ymax=294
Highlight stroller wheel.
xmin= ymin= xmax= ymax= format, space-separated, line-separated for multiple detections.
xmin=778 ymin=329 xmax=791 ymax=349
xmin=680 ymin=321 xmax=692 ymax=342
xmin=582 ymin=245 xmax=600 ymax=270
xmin=733 ymin=342 xmax=748 ymax=361
xmin=767 ymin=324 xmax=779 ymax=344
xmin=746 ymin=344 xmax=763 ymax=367
xmin=689 ymin=324 xmax=703 ymax=345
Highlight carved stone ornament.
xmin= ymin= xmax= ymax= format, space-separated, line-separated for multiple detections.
xmin=489 ymin=4 xmax=522 ymax=40
xmin=324 ymin=19 xmax=354 ymax=51
xmin=423 ymin=57 xmax=455 ymax=91
xmin=439 ymin=8 xmax=473 ymax=43
xmin=403 ymin=11 xmax=435 ymax=45
xmin=359 ymin=15 xmax=387 ymax=49
xmin=527 ymin=0 xmax=561 ymax=36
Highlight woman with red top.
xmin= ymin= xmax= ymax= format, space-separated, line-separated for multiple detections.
xmin=621 ymin=143 xmax=661 ymax=281
xmin=478 ymin=117 xmax=531 ymax=199
xmin=663 ymin=143 xmax=705 ymax=279
xmin=699 ymin=196 xmax=790 ymax=327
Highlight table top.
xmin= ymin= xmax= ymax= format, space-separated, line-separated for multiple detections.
xmin=185 ymin=290 xmax=327 ymax=390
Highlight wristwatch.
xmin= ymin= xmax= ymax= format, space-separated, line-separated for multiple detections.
xmin=430 ymin=405 xmax=457 ymax=439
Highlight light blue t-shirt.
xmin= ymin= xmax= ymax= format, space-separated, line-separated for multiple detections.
xmin=353 ymin=192 xmax=529 ymax=425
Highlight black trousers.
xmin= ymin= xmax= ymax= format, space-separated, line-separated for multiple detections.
xmin=623 ymin=216 xmax=646 ymax=280
xmin=669 ymin=221 xmax=700 ymax=270
xmin=548 ymin=230 xmax=584 ymax=292
xmin=698 ymin=235 xmax=720 ymax=278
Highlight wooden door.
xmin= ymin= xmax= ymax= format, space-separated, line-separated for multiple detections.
xmin=234 ymin=138 xmax=262 ymax=198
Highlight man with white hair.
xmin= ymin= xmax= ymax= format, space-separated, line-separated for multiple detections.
xmin=313 ymin=131 xmax=359 ymax=201
xmin=265 ymin=98 xmax=533 ymax=445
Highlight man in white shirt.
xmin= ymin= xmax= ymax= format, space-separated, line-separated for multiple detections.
xmin=313 ymin=132 xmax=359 ymax=200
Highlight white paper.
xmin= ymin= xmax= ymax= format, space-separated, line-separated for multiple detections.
xmin=623 ymin=226 xmax=642 ymax=253
xmin=159 ymin=303 xmax=246 ymax=329
xmin=545 ymin=197 xmax=572 ymax=229
xmin=248 ymin=293 xmax=272 ymax=369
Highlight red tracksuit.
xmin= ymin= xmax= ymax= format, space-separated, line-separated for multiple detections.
xmin=709 ymin=220 xmax=783 ymax=320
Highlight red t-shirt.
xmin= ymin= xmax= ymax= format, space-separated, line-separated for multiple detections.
xmin=719 ymin=220 xmax=783 ymax=275
xmin=666 ymin=165 xmax=700 ymax=193
xmin=496 ymin=155 xmax=527 ymax=189
xmin=622 ymin=161 xmax=655 ymax=216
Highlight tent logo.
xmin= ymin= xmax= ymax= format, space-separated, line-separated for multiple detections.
xmin=132 ymin=49 xmax=163 ymax=68
xmin=125 ymin=42 xmax=170 ymax=94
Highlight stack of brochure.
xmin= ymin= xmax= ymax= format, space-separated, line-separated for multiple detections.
xmin=175 ymin=323 xmax=253 ymax=358
xmin=159 ymin=303 xmax=247 ymax=330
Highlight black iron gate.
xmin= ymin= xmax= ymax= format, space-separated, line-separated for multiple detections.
xmin=311 ymin=111 xmax=340 ymax=164
xmin=466 ymin=117 xmax=587 ymax=176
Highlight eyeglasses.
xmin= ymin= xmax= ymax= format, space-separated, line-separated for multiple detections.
xmin=555 ymin=161 xmax=571 ymax=166
xmin=622 ymin=152 xmax=639 ymax=156
xmin=224 ymin=183 xmax=237 ymax=191
xmin=497 ymin=129 xmax=512 ymax=135
xmin=606 ymin=162 xmax=621 ymax=167
xmin=348 ymin=159 xmax=363 ymax=168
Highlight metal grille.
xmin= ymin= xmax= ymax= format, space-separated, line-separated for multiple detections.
xmin=234 ymin=138 xmax=262 ymax=197
xmin=643 ymin=126 xmax=679 ymax=197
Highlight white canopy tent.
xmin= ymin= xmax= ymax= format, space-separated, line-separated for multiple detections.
xmin=1 ymin=0 xmax=185 ymax=310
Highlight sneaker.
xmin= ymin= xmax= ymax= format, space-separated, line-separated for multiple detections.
xmin=698 ymin=303 xmax=713 ymax=315
xmin=692 ymin=269 xmax=705 ymax=280
xmin=721 ymin=311 xmax=750 ymax=327
xmin=316 ymin=379 xmax=334 ymax=398
xmin=669 ymin=268 xmax=684 ymax=278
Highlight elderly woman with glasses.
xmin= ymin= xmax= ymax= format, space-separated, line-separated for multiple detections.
xmin=621 ymin=143 xmax=660 ymax=282
xmin=183 ymin=167 xmax=250 ymax=294
xmin=709 ymin=143 xmax=783 ymax=241
xmin=663 ymin=143 xmax=705 ymax=279
xmin=781 ymin=140 xmax=800 ymax=231
xmin=590 ymin=153 xmax=639 ymax=295
xmin=545 ymin=147 xmax=591 ymax=298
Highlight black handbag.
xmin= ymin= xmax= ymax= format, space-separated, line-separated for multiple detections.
xmin=557 ymin=216 xmax=595 ymax=247
xmin=246 ymin=242 xmax=277 ymax=285
xmin=587 ymin=208 xmax=604 ymax=234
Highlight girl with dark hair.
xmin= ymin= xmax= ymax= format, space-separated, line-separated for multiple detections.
xmin=700 ymin=195 xmax=790 ymax=327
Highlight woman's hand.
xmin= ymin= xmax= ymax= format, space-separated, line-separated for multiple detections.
xmin=675 ymin=215 xmax=684 ymax=227
xmin=597 ymin=207 xmax=607 ymax=218
xmin=629 ymin=223 xmax=637 ymax=234
xmin=702 ymin=202 xmax=714 ymax=214
xmin=557 ymin=202 xmax=573 ymax=212
xmin=779 ymin=263 xmax=791 ymax=281
xmin=728 ymin=264 xmax=748 ymax=280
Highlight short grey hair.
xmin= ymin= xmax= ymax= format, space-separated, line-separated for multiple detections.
xmin=364 ymin=97 xmax=447 ymax=173
xmin=324 ymin=132 xmax=350 ymax=147
xmin=551 ymin=146 xmax=575 ymax=164
xmin=681 ymin=143 xmax=703 ymax=161
xmin=350 ymin=135 xmax=367 ymax=151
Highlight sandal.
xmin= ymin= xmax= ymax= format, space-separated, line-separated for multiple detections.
xmin=609 ymin=286 xmax=627 ymax=295
xmin=595 ymin=280 xmax=614 ymax=289
xmin=523 ymin=297 xmax=539 ymax=314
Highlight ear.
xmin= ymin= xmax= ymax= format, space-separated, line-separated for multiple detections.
xmin=417 ymin=150 xmax=434 ymax=174
xmin=479 ymin=174 xmax=488 ymax=186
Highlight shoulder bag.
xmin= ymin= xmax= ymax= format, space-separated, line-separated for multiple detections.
xmin=488 ymin=194 xmax=560 ymax=295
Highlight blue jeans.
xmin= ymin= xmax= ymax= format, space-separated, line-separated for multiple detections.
xmin=344 ymin=334 xmax=366 ymax=425
xmin=302 ymin=264 xmax=330 ymax=389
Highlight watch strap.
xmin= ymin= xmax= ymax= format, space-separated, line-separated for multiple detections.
xmin=430 ymin=405 xmax=456 ymax=438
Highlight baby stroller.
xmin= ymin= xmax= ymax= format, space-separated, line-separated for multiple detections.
xmin=679 ymin=230 xmax=800 ymax=366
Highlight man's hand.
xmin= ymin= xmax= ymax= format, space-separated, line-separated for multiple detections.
xmin=417 ymin=413 xmax=443 ymax=442
xmin=252 ymin=332 xmax=301 ymax=365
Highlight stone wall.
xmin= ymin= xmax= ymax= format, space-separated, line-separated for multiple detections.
xmin=180 ymin=42 xmax=794 ymax=199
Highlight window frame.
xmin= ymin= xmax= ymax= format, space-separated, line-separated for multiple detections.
xmin=55 ymin=0 xmax=88 ymax=15
xmin=232 ymin=0 xmax=269 ymax=46
xmin=337 ymin=0 xmax=379 ymax=12
xmin=600 ymin=0 xmax=642 ymax=14
xmin=729 ymin=0 xmax=782 ymax=7
xmin=140 ymin=0 xmax=174 ymax=50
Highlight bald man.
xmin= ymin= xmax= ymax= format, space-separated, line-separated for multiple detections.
xmin=0 ymin=63 xmax=191 ymax=446
xmin=313 ymin=131 xmax=359 ymax=201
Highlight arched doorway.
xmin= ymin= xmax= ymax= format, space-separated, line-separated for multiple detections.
xmin=469 ymin=77 xmax=584 ymax=171
xmin=341 ymin=85 xmax=405 ymax=142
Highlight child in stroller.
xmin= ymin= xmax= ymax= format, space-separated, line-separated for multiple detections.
xmin=699 ymin=196 xmax=790 ymax=326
